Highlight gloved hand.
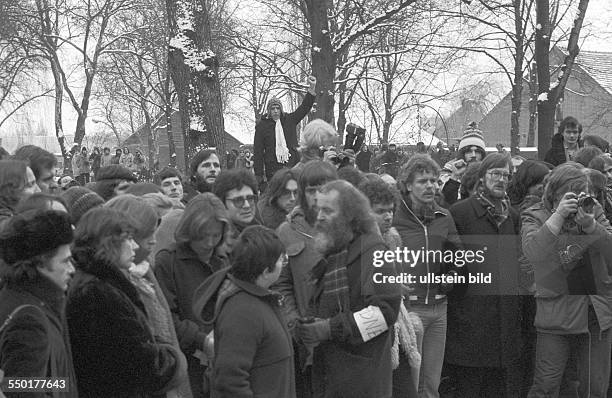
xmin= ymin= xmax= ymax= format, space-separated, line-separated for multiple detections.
xmin=297 ymin=318 xmax=331 ymax=346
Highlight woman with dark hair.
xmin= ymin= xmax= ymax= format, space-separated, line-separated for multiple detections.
xmin=183 ymin=149 xmax=221 ymax=202
xmin=155 ymin=193 xmax=230 ymax=397
xmin=522 ymin=162 xmax=612 ymax=397
xmin=193 ymin=225 xmax=294 ymax=398
xmin=89 ymin=147 xmax=102 ymax=179
xmin=0 ymin=160 xmax=40 ymax=228
xmin=66 ymin=207 xmax=184 ymax=397
xmin=257 ymin=168 xmax=300 ymax=229
xmin=111 ymin=148 xmax=122 ymax=165
xmin=106 ymin=194 xmax=192 ymax=398
xmin=120 ymin=146 xmax=135 ymax=170
xmin=507 ymin=160 xmax=553 ymax=212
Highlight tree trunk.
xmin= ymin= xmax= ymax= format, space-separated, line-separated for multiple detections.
xmin=305 ymin=0 xmax=335 ymax=124
xmin=510 ymin=1 xmax=525 ymax=156
xmin=164 ymin=75 xmax=177 ymax=168
xmin=535 ymin=0 xmax=552 ymax=159
xmin=527 ymin=63 xmax=537 ymax=147
xmin=50 ymin=60 xmax=69 ymax=172
xmin=167 ymin=0 xmax=226 ymax=169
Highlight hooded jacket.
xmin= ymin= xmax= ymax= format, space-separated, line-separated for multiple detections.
xmin=521 ymin=201 xmax=612 ymax=334
xmin=193 ymin=268 xmax=295 ymax=398
xmin=254 ymin=93 xmax=315 ymax=180
xmin=544 ymin=133 xmax=583 ymax=166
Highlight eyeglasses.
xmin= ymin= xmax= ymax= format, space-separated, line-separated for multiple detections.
xmin=487 ymin=171 xmax=511 ymax=181
xmin=280 ymin=188 xmax=299 ymax=199
xmin=226 ymin=195 xmax=257 ymax=207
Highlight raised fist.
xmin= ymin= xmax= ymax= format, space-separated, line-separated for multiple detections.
xmin=307 ymin=75 xmax=317 ymax=95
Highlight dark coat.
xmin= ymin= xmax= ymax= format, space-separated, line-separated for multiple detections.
xmin=309 ymin=232 xmax=402 ymax=398
xmin=254 ymin=93 xmax=315 ymax=180
xmin=446 ymin=197 xmax=522 ymax=380
xmin=194 ymin=269 xmax=295 ymax=398
xmin=355 ymin=150 xmax=372 ymax=172
xmin=257 ymin=198 xmax=288 ymax=230
xmin=543 ymin=133 xmax=583 ymax=166
xmin=67 ymin=252 xmax=182 ymax=398
xmin=155 ymin=243 xmax=227 ymax=397
xmin=0 ymin=277 xmax=78 ymax=398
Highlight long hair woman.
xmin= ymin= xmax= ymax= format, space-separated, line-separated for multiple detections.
xmin=0 ymin=160 xmax=40 ymax=228
xmin=67 ymin=207 xmax=184 ymax=397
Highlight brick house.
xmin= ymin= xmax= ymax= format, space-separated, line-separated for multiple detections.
xmin=477 ymin=46 xmax=612 ymax=148
xmin=125 ymin=110 xmax=243 ymax=173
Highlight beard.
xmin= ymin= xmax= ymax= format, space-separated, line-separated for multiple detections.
xmin=313 ymin=216 xmax=353 ymax=255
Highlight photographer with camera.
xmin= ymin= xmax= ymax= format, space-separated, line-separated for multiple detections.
xmin=522 ymin=162 xmax=612 ymax=397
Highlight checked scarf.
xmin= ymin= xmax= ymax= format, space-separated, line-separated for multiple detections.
xmin=475 ymin=186 xmax=510 ymax=227
xmin=310 ymin=249 xmax=351 ymax=319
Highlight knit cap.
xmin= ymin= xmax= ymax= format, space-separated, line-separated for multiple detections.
xmin=0 ymin=210 xmax=73 ymax=264
xmin=267 ymin=97 xmax=283 ymax=114
xmin=458 ymin=122 xmax=486 ymax=151
xmin=61 ymin=186 xmax=105 ymax=224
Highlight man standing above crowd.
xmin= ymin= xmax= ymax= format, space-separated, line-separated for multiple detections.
xmin=544 ymin=116 xmax=583 ymax=166
xmin=297 ymin=180 xmax=401 ymax=398
xmin=0 ymin=210 xmax=78 ymax=397
xmin=254 ymin=76 xmax=317 ymax=189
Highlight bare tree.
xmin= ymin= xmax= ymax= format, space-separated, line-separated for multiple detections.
xmin=167 ymin=0 xmax=226 ymax=168
xmin=535 ymin=0 xmax=588 ymax=158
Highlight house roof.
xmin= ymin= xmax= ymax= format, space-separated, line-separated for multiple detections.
xmin=575 ymin=50 xmax=612 ymax=95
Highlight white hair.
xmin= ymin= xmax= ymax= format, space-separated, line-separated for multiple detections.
xmin=300 ymin=119 xmax=338 ymax=150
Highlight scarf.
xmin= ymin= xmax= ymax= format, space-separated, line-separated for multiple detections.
xmin=476 ymin=187 xmax=510 ymax=227
xmin=275 ymin=119 xmax=290 ymax=163
xmin=310 ymin=249 xmax=351 ymax=319
xmin=391 ymin=301 xmax=423 ymax=370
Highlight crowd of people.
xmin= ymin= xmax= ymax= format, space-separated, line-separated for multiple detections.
xmin=1 ymin=108 xmax=612 ymax=398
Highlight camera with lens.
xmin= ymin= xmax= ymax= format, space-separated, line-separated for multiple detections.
xmin=577 ymin=192 xmax=596 ymax=213
xmin=344 ymin=123 xmax=366 ymax=152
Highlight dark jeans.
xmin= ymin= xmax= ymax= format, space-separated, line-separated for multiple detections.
xmin=528 ymin=312 xmax=611 ymax=398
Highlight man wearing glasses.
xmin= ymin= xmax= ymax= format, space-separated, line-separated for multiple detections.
xmin=445 ymin=153 xmax=523 ymax=397
xmin=214 ymin=168 xmax=261 ymax=236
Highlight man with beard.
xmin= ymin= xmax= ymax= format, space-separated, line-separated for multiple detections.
xmin=0 ymin=210 xmax=78 ymax=397
xmin=296 ymin=180 xmax=401 ymax=398
xmin=442 ymin=122 xmax=487 ymax=207
xmin=183 ymin=149 xmax=221 ymax=203
xmin=445 ymin=153 xmax=522 ymax=397
xmin=272 ymin=160 xmax=338 ymax=398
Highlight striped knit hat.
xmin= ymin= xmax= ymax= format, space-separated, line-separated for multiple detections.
xmin=458 ymin=122 xmax=486 ymax=151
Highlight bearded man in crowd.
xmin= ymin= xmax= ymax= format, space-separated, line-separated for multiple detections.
xmin=297 ymin=180 xmax=401 ymax=398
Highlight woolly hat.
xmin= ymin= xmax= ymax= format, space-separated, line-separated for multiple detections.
xmin=0 ymin=210 xmax=73 ymax=264
xmin=96 ymin=165 xmax=137 ymax=182
xmin=267 ymin=97 xmax=283 ymax=114
xmin=61 ymin=186 xmax=105 ymax=224
xmin=458 ymin=122 xmax=486 ymax=151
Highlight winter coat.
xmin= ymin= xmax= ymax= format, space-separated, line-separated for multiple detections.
xmin=75 ymin=153 xmax=90 ymax=175
xmin=155 ymin=243 xmax=227 ymax=397
xmin=89 ymin=153 xmax=101 ymax=172
xmin=446 ymin=197 xmax=522 ymax=377
xmin=521 ymin=202 xmax=612 ymax=334
xmin=193 ymin=269 xmax=296 ymax=398
xmin=543 ymin=133 xmax=583 ymax=166
xmin=254 ymin=93 xmax=315 ymax=180
xmin=355 ymin=150 xmax=372 ymax=172
xmin=100 ymin=153 xmax=113 ymax=168
xmin=272 ymin=206 xmax=322 ymax=330
xmin=111 ymin=155 xmax=121 ymax=165
xmin=308 ymin=232 xmax=402 ymax=398
xmin=120 ymin=153 xmax=135 ymax=170
xmin=0 ymin=277 xmax=78 ymax=398
xmin=67 ymin=252 xmax=183 ymax=398
xmin=392 ymin=197 xmax=463 ymax=305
